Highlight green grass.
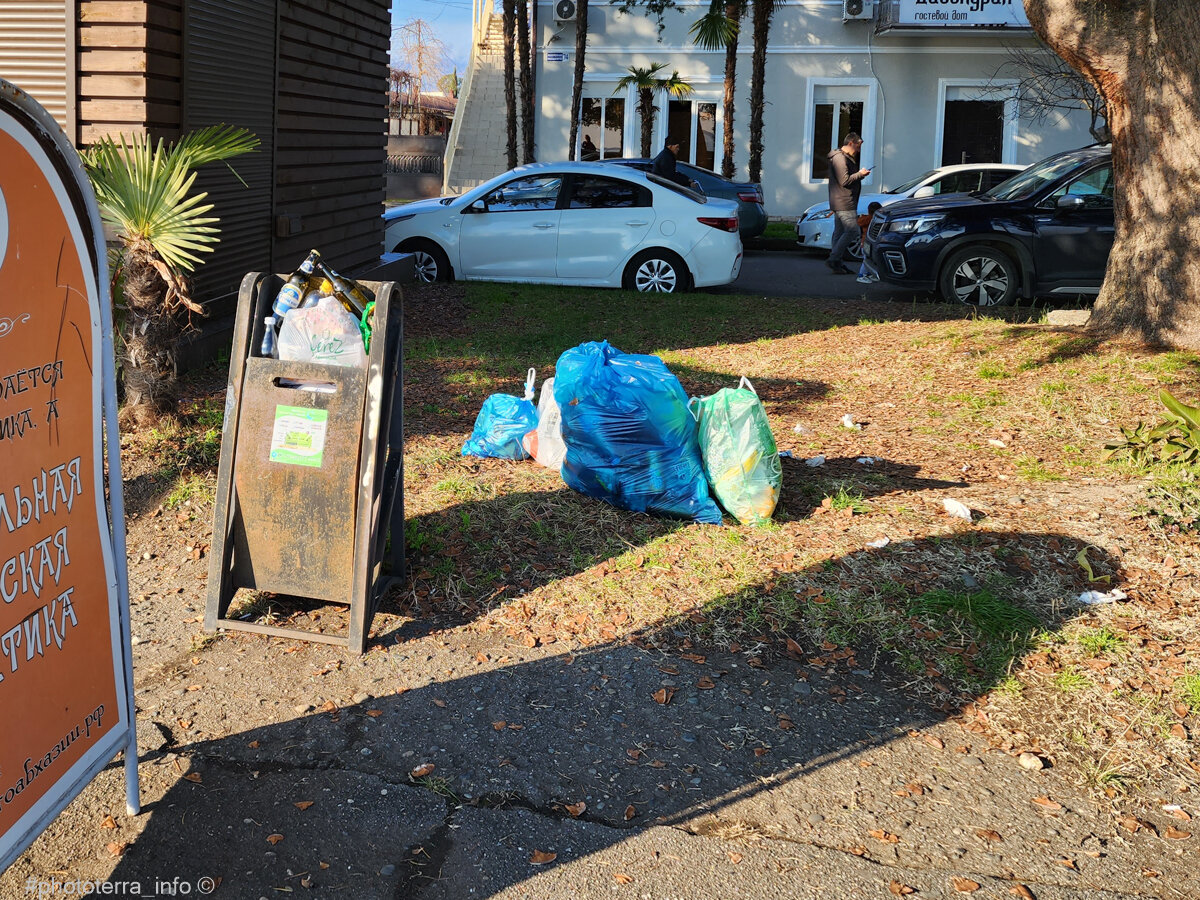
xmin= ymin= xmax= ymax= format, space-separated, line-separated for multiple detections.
xmin=1053 ymin=669 xmax=1090 ymax=692
xmin=164 ymin=473 xmax=214 ymax=509
xmin=908 ymin=588 xmax=1040 ymax=640
xmin=1177 ymin=674 xmax=1200 ymax=714
xmin=1015 ymin=456 xmax=1066 ymax=482
xmin=826 ymin=485 xmax=870 ymax=514
xmin=761 ymin=221 xmax=796 ymax=241
xmin=1074 ymin=626 xmax=1126 ymax=657
xmin=976 ymin=362 xmax=1010 ymax=379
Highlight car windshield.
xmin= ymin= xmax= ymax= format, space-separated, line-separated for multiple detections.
xmin=983 ymin=155 xmax=1089 ymax=201
xmin=887 ymin=170 xmax=938 ymax=195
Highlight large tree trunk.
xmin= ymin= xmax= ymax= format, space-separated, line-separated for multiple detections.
xmin=1025 ymin=0 xmax=1200 ymax=350
xmin=567 ymin=0 xmax=589 ymax=161
xmin=517 ymin=0 xmax=535 ymax=163
xmin=747 ymin=0 xmax=774 ymax=184
xmin=720 ymin=3 xmax=740 ymax=180
xmin=503 ymin=0 xmax=518 ymax=169
xmin=118 ymin=251 xmax=184 ymax=428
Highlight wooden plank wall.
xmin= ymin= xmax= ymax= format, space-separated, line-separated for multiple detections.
xmin=274 ymin=0 xmax=390 ymax=275
xmin=77 ymin=0 xmax=182 ymax=146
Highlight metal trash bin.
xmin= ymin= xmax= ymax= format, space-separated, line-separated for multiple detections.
xmin=204 ymin=272 xmax=405 ymax=653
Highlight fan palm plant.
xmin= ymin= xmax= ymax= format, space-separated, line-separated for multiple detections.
xmin=615 ymin=63 xmax=694 ymax=158
xmin=81 ymin=125 xmax=258 ymax=427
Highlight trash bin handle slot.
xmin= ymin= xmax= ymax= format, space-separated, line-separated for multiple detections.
xmin=273 ymin=377 xmax=338 ymax=394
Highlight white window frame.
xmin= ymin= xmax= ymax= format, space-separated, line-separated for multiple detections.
xmin=575 ymin=85 xmax=630 ymax=161
xmin=801 ymin=77 xmax=878 ymax=187
xmin=934 ymin=78 xmax=1019 ymax=167
xmin=656 ymin=95 xmax=722 ymax=170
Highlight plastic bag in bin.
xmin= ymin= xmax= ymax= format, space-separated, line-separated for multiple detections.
xmin=277 ymin=296 xmax=366 ymax=368
xmin=462 ymin=368 xmax=539 ymax=460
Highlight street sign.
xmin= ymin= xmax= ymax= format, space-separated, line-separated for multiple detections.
xmin=0 ymin=78 xmax=139 ymax=874
xmin=545 ymin=51 xmax=568 ymax=62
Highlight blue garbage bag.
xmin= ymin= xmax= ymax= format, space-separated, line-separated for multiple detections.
xmin=554 ymin=341 xmax=723 ymax=524
xmin=462 ymin=368 xmax=539 ymax=459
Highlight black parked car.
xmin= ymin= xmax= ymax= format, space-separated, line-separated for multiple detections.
xmin=864 ymin=146 xmax=1114 ymax=306
xmin=604 ymin=158 xmax=767 ymax=238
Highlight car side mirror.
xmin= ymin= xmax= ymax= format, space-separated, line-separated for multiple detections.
xmin=912 ymin=186 xmax=936 ymax=200
xmin=466 ymin=199 xmax=488 ymax=213
xmin=1056 ymin=194 xmax=1085 ymax=212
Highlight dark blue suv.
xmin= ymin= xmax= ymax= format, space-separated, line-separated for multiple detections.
xmin=864 ymin=146 xmax=1114 ymax=306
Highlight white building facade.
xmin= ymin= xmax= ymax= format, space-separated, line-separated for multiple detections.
xmin=533 ymin=0 xmax=1094 ymax=216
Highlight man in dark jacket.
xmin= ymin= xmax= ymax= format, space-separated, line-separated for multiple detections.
xmin=826 ymin=132 xmax=871 ymax=274
xmin=651 ymin=139 xmax=691 ymax=188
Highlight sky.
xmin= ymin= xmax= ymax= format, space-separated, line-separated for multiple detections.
xmin=391 ymin=0 xmax=475 ymax=85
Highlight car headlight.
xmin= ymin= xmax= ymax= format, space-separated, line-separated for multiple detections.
xmin=888 ymin=215 xmax=944 ymax=235
xmin=804 ymin=209 xmax=835 ymax=221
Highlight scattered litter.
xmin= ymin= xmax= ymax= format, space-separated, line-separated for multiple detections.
xmin=792 ymin=423 xmax=812 ymax=436
xmin=942 ymin=498 xmax=973 ymax=522
xmin=866 ymin=537 xmax=890 ymax=549
xmin=1018 ymin=752 xmax=1046 ymax=772
xmin=856 ymin=456 xmax=877 ymax=465
xmin=988 ymin=439 xmax=1007 ymax=448
xmin=1077 ymin=588 xmax=1127 ymax=606
xmin=804 ymin=455 xmax=826 ymax=468
xmin=840 ymin=414 xmax=862 ymax=430
xmin=778 ymin=450 xmax=793 ymax=458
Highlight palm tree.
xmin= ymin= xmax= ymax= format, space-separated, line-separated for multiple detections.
xmin=690 ymin=1 xmax=744 ymax=178
xmin=747 ymin=0 xmax=775 ymax=183
xmin=502 ymin=0 xmax=518 ymax=169
xmin=567 ymin=0 xmax=590 ymax=160
xmin=615 ymin=63 xmax=694 ymax=158
xmin=517 ymin=0 xmax=535 ymax=163
xmin=81 ymin=125 xmax=258 ymax=427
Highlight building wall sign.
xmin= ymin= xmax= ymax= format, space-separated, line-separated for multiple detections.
xmin=0 ymin=77 xmax=139 ymax=874
xmin=897 ymin=0 xmax=1030 ymax=27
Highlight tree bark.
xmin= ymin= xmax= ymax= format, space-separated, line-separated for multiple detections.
xmin=568 ymin=0 xmax=590 ymax=161
xmin=1024 ymin=0 xmax=1200 ymax=349
xmin=118 ymin=252 xmax=182 ymax=427
xmin=720 ymin=3 xmax=740 ymax=180
xmin=639 ymin=89 xmax=654 ymax=157
xmin=518 ymin=0 xmax=535 ymax=163
xmin=747 ymin=0 xmax=774 ymax=184
xmin=503 ymin=0 xmax=518 ymax=169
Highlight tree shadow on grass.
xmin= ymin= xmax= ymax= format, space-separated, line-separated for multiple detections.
xmin=91 ymin=524 xmax=1123 ymax=898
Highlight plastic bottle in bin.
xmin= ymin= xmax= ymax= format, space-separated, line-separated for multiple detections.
xmin=260 ymin=316 xmax=278 ymax=358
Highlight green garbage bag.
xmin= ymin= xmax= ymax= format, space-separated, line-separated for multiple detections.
xmin=692 ymin=377 xmax=782 ymax=525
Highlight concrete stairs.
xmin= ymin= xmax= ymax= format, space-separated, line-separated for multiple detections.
xmin=444 ymin=14 xmax=528 ymax=194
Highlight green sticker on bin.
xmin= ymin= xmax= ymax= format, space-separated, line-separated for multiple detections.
xmin=270 ymin=405 xmax=329 ymax=467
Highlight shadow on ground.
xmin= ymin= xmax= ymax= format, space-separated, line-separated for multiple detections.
xmin=102 ymin=528 xmax=1114 ymax=898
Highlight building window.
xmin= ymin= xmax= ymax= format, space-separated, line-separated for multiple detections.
xmin=805 ymin=82 xmax=875 ymax=183
xmin=667 ymin=100 xmax=718 ymax=170
xmin=580 ymin=97 xmax=625 ymax=160
xmin=937 ymin=81 xmax=1017 ymax=166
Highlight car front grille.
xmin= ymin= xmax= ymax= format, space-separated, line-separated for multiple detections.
xmin=867 ymin=218 xmax=884 ymax=242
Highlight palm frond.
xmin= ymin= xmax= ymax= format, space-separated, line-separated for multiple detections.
xmin=690 ymin=11 xmax=739 ymax=50
xmin=81 ymin=126 xmax=258 ymax=273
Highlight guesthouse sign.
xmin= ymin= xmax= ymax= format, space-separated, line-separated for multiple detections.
xmin=897 ymin=0 xmax=1030 ymax=27
xmin=0 ymin=79 xmax=138 ymax=874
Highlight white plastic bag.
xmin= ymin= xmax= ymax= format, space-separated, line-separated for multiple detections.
xmin=277 ymin=296 xmax=366 ymax=368
xmin=523 ymin=376 xmax=566 ymax=470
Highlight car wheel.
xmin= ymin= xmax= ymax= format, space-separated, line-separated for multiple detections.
xmin=847 ymin=235 xmax=864 ymax=261
xmin=398 ymin=239 xmax=451 ymax=283
xmin=939 ymin=246 xmax=1018 ymax=307
xmin=623 ymin=249 xmax=689 ymax=293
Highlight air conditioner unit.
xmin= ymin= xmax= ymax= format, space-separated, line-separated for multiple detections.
xmin=842 ymin=0 xmax=874 ymax=20
xmin=554 ymin=0 xmax=577 ymax=23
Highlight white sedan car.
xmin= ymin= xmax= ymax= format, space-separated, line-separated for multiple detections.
xmin=383 ymin=162 xmax=742 ymax=293
xmin=795 ymin=163 xmax=1026 ymax=258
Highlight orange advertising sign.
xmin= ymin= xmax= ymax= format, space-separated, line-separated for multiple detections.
xmin=0 ymin=81 xmax=138 ymax=872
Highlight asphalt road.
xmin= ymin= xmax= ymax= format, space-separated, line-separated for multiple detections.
xmin=714 ymin=247 xmax=936 ymax=303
